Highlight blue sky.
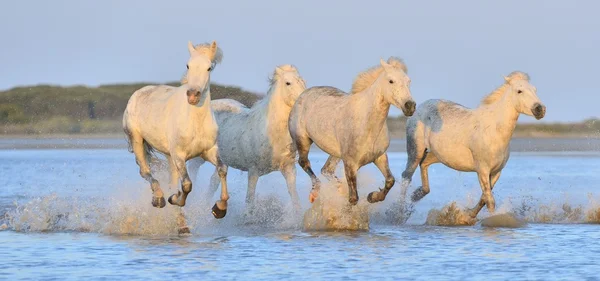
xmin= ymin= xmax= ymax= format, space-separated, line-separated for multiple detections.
xmin=1 ymin=0 xmax=598 ymax=122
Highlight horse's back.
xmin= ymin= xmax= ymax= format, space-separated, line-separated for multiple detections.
xmin=212 ymin=99 xmax=249 ymax=124
xmin=289 ymin=86 xmax=349 ymax=156
xmin=410 ymin=99 xmax=476 ymax=171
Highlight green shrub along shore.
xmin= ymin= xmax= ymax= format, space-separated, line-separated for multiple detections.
xmin=1 ymin=83 xmax=599 ymax=138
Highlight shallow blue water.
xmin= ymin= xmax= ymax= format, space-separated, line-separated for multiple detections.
xmin=2 ymin=147 xmax=600 ymax=280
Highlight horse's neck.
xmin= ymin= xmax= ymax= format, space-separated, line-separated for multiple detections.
xmin=477 ymin=94 xmax=520 ymax=144
xmin=187 ymin=90 xmax=212 ymax=119
xmin=349 ymin=81 xmax=390 ymax=134
xmin=264 ymin=90 xmax=293 ymax=132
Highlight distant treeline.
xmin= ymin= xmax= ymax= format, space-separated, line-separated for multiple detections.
xmin=0 ymin=83 xmax=259 ymax=134
xmin=1 ymin=83 xmax=599 ymax=137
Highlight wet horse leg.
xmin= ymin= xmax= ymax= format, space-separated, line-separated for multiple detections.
xmin=343 ymin=160 xmax=359 ymax=205
xmin=367 ymin=153 xmax=395 ymax=203
xmin=246 ymin=169 xmax=259 ymax=206
xmin=166 ymin=153 xmax=192 ymax=234
xmin=281 ymin=163 xmax=301 ymax=212
xmin=167 ymin=152 xmax=193 ymax=207
xmin=296 ymin=137 xmax=321 ymax=203
xmin=467 ymin=171 xmax=501 ymax=218
xmin=202 ymin=146 xmax=229 ymax=219
xmin=411 ymin=151 xmax=438 ymax=202
xmin=321 ymin=156 xmax=341 ymax=184
xmin=132 ymin=137 xmax=165 ymax=208
xmin=167 ymin=155 xmax=189 ymax=233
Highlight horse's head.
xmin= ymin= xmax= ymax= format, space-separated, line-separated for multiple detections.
xmin=270 ymin=65 xmax=306 ymax=107
xmin=505 ymin=72 xmax=546 ymax=120
xmin=184 ymin=41 xmax=222 ymax=105
xmin=379 ymin=58 xmax=416 ymax=116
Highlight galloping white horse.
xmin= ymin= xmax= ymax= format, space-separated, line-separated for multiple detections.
xmin=288 ymin=57 xmax=416 ymax=205
xmin=402 ymin=71 xmax=546 ymax=218
xmin=123 ymin=41 xmax=230 ymax=233
xmin=188 ymin=65 xmax=306 ymax=211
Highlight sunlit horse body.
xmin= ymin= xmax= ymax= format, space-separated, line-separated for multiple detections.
xmin=402 ymin=71 xmax=546 ymax=218
xmin=188 ymin=65 xmax=306 ymax=210
xmin=288 ymin=57 xmax=416 ymax=205
xmin=122 ymin=41 xmax=230 ymax=233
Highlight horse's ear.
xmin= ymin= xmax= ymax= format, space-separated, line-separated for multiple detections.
xmin=503 ymin=76 xmax=511 ymax=83
xmin=209 ymin=41 xmax=218 ymax=60
xmin=380 ymin=58 xmax=392 ymax=72
xmin=275 ymin=66 xmax=285 ymax=75
xmin=187 ymin=41 xmax=196 ymax=56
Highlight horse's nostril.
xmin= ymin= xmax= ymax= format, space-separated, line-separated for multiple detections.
xmin=405 ymin=101 xmax=416 ymax=110
xmin=187 ymin=89 xmax=200 ymax=97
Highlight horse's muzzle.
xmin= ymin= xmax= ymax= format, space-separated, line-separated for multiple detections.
xmin=402 ymin=100 xmax=416 ymax=116
xmin=187 ymin=89 xmax=201 ymax=105
xmin=532 ymin=103 xmax=546 ymax=120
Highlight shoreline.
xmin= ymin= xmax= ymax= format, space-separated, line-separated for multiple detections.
xmin=2 ymin=135 xmax=600 ymax=152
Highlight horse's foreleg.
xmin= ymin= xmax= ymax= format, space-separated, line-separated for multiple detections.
xmin=411 ymin=151 xmax=437 ymax=202
xmin=132 ymin=137 xmax=165 ymax=208
xmin=343 ymin=161 xmax=359 ymax=205
xmin=468 ymin=171 xmax=501 ymax=218
xmin=321 ymin=156 xmax=341 ymax=184
xmin=246 ymin=169 xmax=259 ymax=206
xmin=467 ymin=170 xmax=495 ymax=218
xmin=203 ymin=146 xmax=229 ymax=219
xmin=297 ymin=138 xmax=321 ymax=203
xmin=167 ymin=154 xmax=192 ymax=207
xmin=282 ymin=164 xmax=301 ymax=212
xmin=367 ymin=153 xmax=395 ymax=203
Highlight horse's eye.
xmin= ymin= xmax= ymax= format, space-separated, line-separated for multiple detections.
xmin=207 ymin=67 xmax=212 ymax=72
xmin=186 ymin=64 xmax=189 ymax=70
xmin=517 ymin=90 xmax=523 ymax=94
xmin=389 ymin=80 xmax=394 ymax=84
xmin=285 ymin=82 xmax=291 ymax=86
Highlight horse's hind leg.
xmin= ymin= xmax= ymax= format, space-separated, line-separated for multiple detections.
xmin=411 ymin=151 xmax=438 ymax=202
xmin=367 ymin=153 xmax=395 ymax=203
xmin=467 ymin=171 xmax=500 ymax=218
xmin=321 ymin=156 xmax=341 ymax=184
xmin=131 ymin=135 xmax=165 ymax=208
xmin=402 ymin=120 xmax=426 ymax=200
xmin=201 ymin=146 xmax=229 ymax=219
xmin=296 ymin=137 xmax=321 ymax=203
xmin=343 ymin=161 xmax=359 ymax=205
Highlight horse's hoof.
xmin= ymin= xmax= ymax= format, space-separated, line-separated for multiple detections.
xmin=367 ymin=191 xmax=384 ymax=203
xmin=212 ymin=203 xmax=227 ymax=219
xmin=178 ymin=226 xmax=191 ymax=235
xmin=168 ymin=193 xmax=185 ymax=207
xmin=152 ymin=196 xmax=166 ymax=208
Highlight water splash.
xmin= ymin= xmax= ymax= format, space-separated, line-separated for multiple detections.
xmin=425 ymin=202 xmax=476 ymax=226
xmin=302 ymin=182 xmax=370 ymax=231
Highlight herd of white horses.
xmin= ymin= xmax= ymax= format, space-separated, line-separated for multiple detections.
xmin=123 ymin=41 xmax=546 ymax=233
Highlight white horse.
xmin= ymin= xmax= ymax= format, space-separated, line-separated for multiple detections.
xmin=288 ymin=57 xmax=416 ymax=205
xmin=188 ymin=65 xmax=306 ymax=211
xmin=122 ymin=41 xmax=230 ymax=233
xmin=402 ymin=71 xmax=546 ymax=218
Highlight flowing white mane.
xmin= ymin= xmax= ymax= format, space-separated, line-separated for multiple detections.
xmin=350 ymin=57 xmax=408 ymax=95
xmin=180 ymin=42 xmax=224 ymax=84
xmin=481 ymin=71 xmax=530 ymax=105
